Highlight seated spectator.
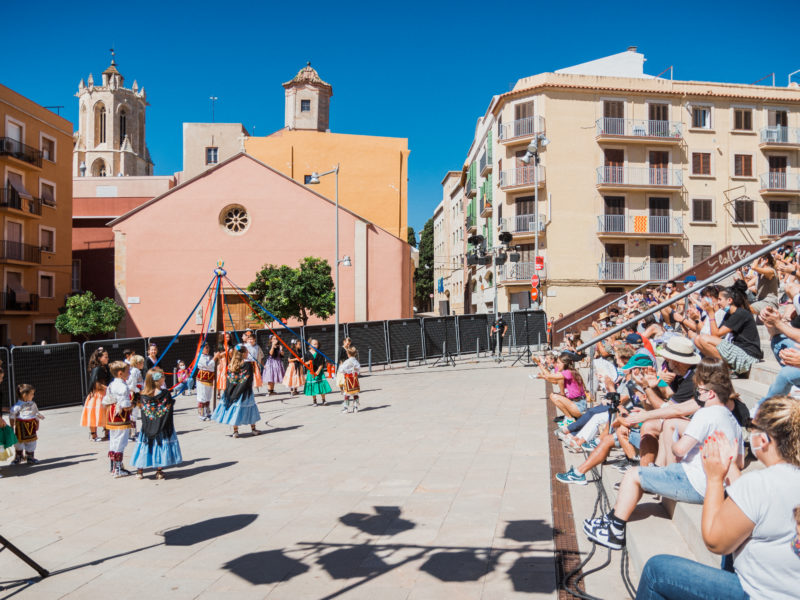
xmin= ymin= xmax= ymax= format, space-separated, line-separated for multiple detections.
xmin=534 ymin=351 xmax=588 ymax=422
xmin=747 ymin=254 xmax=779 ymax=315
xmin=695 ymin=282 xmax=763 ymax=376
xmin=583 ymin=356 xmax=745 ymax=550
xmin=757 ymin=297 xmax=800 ymax=411
xmin=635 ymin=395 xmax=800 ymax=600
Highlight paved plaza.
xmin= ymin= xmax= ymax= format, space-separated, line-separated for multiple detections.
xmin=0 ymin=361 xmax=557 ymax=599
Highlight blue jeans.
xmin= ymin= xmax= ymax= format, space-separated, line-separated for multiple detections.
xmin=173 ymin=381 xmax=189 ymax=397
xmin=759 ymin=364 xmax=800 ymax=412
xmin=638 ymin=464 xmax=704 ymax=504
xmin=567 ymin=404 xmax=607 ymax=433
xmin=636 ymin=554 xmax=748 ymax=600
xmin=770 ymin=333 xmax=797 ymax=365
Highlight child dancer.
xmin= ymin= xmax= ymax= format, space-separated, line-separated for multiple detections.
xmin=103 ymin=361 xmax=133 ymax=478
xmin=173 ymin=361 xmax=190 ymax=397
xmin=304 ymin=339 xmax=331 ymax=406
xmin=243 ymin=331 xmax=264 ymax=392
xmin=211 ymin=345 xmax=261 ymax=437
xmin=195 ymin=342 xmax=215 ymax=420
xmin=127 ymin=355 xmax=145 ymax=441
xmin=10 ymin=384 xmax=44 ymax=464
xmin=263 ymin=335 xmax=285 ymax=396
xmin=282 ymin=339 xmax=305 ymax=396
xmin=339 ymin=346 xmax=361 ymax=414
xmin=0 ymin=367 xmax=17 ymax=468
xmin=82 ymin=348 xmax=110 ymax=441
xmin=132 ymin=368 xmax=183 ymax=480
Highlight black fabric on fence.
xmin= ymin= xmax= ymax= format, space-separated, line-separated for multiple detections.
xmin=422 ymin=316 xmax=458 ymax=358
xmin=511 ymin=311 xmax=548 ymax=347
xmin=345 ymin=322 xmax=388 ymax=365
xmin=148 ymin=334 xmax=203 ymax=384
xmin=82 ymin=337 xmax=147 ymax=392
xmin=301 ymin=324 xmax=345 ymax=364
xmin=12 ymin=343 xmax=83 ymax=409
xmin=0 ymin=347 xmax=10 ymax=413
xmin=255 ymin=327 xmax=299 ymax=369
xmin=456 ymin=314 xmax=489 ymax=354
xmin=387 ymin=319 xmax=423 ymax=363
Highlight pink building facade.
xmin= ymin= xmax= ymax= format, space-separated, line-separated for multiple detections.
xmin=110 ymin=154 xmax=413 ymax=337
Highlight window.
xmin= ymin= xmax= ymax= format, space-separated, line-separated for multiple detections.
xmin=39 ymin=274 xmax=54 ymax=298
xmin=40 ymin=181 xmax=56 ymax=206
xmin=734 ymin=198 xmax=755 ymax=224
xmin=205 ymin=147 xmax=218 ymax=165
xmin=692 ymin=152 xmax=711 ymax=175
xmin=693 ymin=245 xmax=712 ymax=265
xmin=692 ymin=106 xmax=711 ymax=129
xmin=39 ymin=227 xmax=55 ymax=252
xmin=71 ymin=259 xmax=81 ymax=292
xmin=40 ymin=136 xmax=55 ymax=161
xmin=119 ymin=110 xmax=127 ymax=142
xmin=219 ymin=204 xmax=249 ymax=234
xmin=692 ymin=198 xmax=713 ymax=222
xmin=734 ymin=154 xmax=753 ymax=177
xmin=301 ymin=99 xmax=311 ymax=112
xmin=734 ymin=108 xmax=753 ymax=131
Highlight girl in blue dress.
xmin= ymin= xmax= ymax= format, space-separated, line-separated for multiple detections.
xmin=132 ymin=368 xmax=183 ymax=480
xmin=211 ymin=345 xmax=261 ymax=438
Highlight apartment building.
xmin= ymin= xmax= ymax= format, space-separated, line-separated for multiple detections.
xmin=433 ymin=171 xmax=466 ymax=315
xmin=1 ymin=84 xmax=73 ymax=344
xmin=436 ymin=48 xmax=800 ymax=317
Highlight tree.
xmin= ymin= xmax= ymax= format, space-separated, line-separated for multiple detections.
xmin=414 ymin=218 xmax=434 ymax=311
xmin=407 ymin=226 xmax=417 ymax=248
xmin=55 ymin=292 xmax=125 ymax=338
xmin=248 ymin=256 xmax=335 ymax=326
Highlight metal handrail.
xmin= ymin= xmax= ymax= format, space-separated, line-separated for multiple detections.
xmin=575 ymin=234 xmax=800 ymax=353
xmin=556 ymin=280 xmax=661 ymax=334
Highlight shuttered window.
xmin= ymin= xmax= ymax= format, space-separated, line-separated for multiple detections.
xmin=692 ymin=198 xmax=713 ymax=222
xmin=693 ymin=245 xmax=712 ymax=265
xmin=734 ymin=108 xmax=753 ymax=131
xmin=734 ymin=154 xmax=753 ymax=177
xmin=734 ymin=198 xmax=755 ymax=223
xmin=692 ymin=152 xmax=711 ymax=175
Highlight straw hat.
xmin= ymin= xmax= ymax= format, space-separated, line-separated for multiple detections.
xmin=658 ymin=336 xmax=701 ymax=365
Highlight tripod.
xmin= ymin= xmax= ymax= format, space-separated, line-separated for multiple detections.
xmin=429 ymin=340 xmax=456 ymax=368
xmin=0 ymin=533 xmax=49 ymax=578
xmin=512 ymin=314 xmax=534 ymax=367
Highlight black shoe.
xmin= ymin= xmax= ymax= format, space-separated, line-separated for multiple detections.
xmin=584 ymin=519 xmax=625 ymax=550
xmin=553 ymin=415 xmax=565 ymax=423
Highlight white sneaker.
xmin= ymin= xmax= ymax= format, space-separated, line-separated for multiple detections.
xmin=199 ymin=415 xmax=206 ymax=421
xmin=352 ymin=406 xmax=359 ymax=413
xmin=341 ymin=407 xmax=348 ymax=413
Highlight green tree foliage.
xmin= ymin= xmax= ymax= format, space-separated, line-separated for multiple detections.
xmin=414 ymin=218 xmax=434 ymax=310
xmin=54 ymin=292 xmax=125 ymax=338
xmin=248 ymin=257 xmax=335 ymax=326
xmin=407 ymin=226 xmax=417 ymax=248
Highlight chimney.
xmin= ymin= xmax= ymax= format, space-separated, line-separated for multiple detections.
xmin=627 ymin=46 xmax=638 ymax=52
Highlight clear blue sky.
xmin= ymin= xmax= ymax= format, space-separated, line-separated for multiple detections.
xmin=4 ymin=0 xmax=800 ymax=234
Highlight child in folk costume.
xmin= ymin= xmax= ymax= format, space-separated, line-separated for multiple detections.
xmin=10 ymin=384 xmax=45 ymax=464
xmin=132 ymin=368 xmax=183 ymax=480
xmin=242 ymin=331 xmax=265 ymax=392
xmin=81 ymin=348 xmax=110 ymax=441
xmin=103 ymin=361 xmax=133 ymax=478
xmin=195 ymin=343 xmax=215 ymax=420
xmin=282 ymin=339 xmax=306 ymax=396
xmin=211 ymin=345 xmax=262 ymax=437
xmin=263 ymin=335 xmax=285 ymax=396
xmin=215 ymin=333 xmax=233 ymax=391
xmin=339 ymin=347 xmax=362 ymax=414
xmin=304 ymin=339 xmax=331 ymax=406
xmin=0 ymin=367 xmax=18 ymax=468
xmin=127 ymin=355 xmax=145 ymax=441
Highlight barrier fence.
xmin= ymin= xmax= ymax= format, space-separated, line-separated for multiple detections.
xmin=0 ymin=310 xmax=547 ymax=410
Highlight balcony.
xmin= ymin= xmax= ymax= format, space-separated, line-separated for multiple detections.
xmin=498 ymin=116 xmax=545 ymax=145
xmin=760 ymin=172 xmax=800 ymax=195
xmin=761 ymin=218 xmax=800 ymax=237
xmin=465 ymin=214 xmax=477 ymax=233
xmin=502 ymin=261 xmax=546 ymax=282
xmin=499 ymin=166 xmax=545 ymax=190
xmin=479 ymin=150 xmax=492 ymax=176
xmin=0 ymin=241 xmax=42 ymax=264
xmin=0 ymin=292 xmax=39 ymax=312
xmin=0 ymin=137 xmax=43 ymax=168
xmin=596 ymin=166 xmax=682 ymax=190
xmin=597 ymin=261 xmax=684 ymax=282
xmin=0 ymin=189 xmax=43 ymax=217
xmin=595 ymin=118 xmax=682 ymax=144
xmin=596 ymin=215 xmax=683 ymax=237
xmin=759 ymin=126 xmax=800 ymax=149
xmin=480 ymin=197 xmax=492 ymax=218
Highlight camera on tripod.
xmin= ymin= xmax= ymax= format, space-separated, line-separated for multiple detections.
xmin=604 ymin=391 xmax=634 ymax=413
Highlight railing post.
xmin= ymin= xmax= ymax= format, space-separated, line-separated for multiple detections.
xmin=476 ymin=337 xmax=480 ymax=357
xmin=406 ymin=345 xmax=410 ymax=369
xmin=368 ymin=348 xmax=372 ymax=373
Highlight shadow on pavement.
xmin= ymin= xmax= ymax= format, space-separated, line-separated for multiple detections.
xmin=339 ymin=506 xmax=414 ymax=536
xmin=355 ymin=404 xmax=389 ymax=413
xmin=4 ymin=454 xmax=96 ymax=477
xmin=161 ymin=514 xmax=258 ymax=546
xmin=168 ymin=460 xmax=237 ymax=480
xmin=261 ymin=425 xmax=303 ymax=435
xmin=223 ymin=549 xmax=309 ymax=585
xmin=503 ymin=519 xmax=554 ymax=542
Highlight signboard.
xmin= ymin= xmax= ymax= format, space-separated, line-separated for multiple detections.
xmin=535 ymin=256 xmax=544 ymax=271
xmin=530 ymin=274 xmax=540 ymax=288
xmin=530 ymin=288 xmax=539 ymax=301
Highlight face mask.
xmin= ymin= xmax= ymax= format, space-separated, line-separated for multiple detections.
xmin=693 ymin=388 xmax=706 ymax=407
xmin=750 ymin=431 xmax=769 ymax=453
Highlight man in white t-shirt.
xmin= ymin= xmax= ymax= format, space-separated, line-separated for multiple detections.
xmin=583 ymin=375 xmax=744 ymax=550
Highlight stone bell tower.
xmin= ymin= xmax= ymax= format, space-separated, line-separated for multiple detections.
xmin=73 ymin=51 xmax=154 ymax=177
xmin=283 ymin=62 xmax=333 ymax=132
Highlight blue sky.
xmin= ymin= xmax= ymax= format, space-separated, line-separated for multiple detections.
xmin=4 ymin=0 xmax=800 ymax=234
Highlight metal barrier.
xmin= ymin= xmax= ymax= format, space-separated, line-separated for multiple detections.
xmin=387 ymin=319 xmax=423 ymax=363
xmin=346 ymin=321 xmax=389 ymax=365
xmin=0 ymin=347 xmax=10 ymax=413
xmin=511 ymin=310 xmax=548 ymax=349
xmin=148 ymin=334 xmax=203 ymax=386
xmin=422 ymin=316 xmax=458 ymax=359
xmin=82 ymin=337 xmax=147 ymax=394
xmin=301 ymin=324 xmax=346 ymax=363
xmin=11 ymin=343 xmax=83 ymax=409
xmin=456 ymin=314 xmax=489 ymax=355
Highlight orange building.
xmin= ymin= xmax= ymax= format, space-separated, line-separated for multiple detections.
xmin=1 ymin=84 xmax=73 ymax=344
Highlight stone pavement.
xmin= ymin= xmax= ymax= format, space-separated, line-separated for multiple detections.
xmin=0 ymin=360 xmax=559 ymax=599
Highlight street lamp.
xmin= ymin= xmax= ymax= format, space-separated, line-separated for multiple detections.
xmin=209 ymin=96 xmax=218 ymax=122
xmin=520 ymin=134 xmax=549 ymax=309
xmin=307 ymin=165 xmax=348 ymax=364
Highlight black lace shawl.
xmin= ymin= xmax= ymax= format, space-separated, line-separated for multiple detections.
xmin=139 ymin=390 xmax=175 ymax=443
xmin=223 ymin=362 xmax=254 ymax=407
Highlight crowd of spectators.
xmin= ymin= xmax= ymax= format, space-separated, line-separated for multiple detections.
xmin=539 ymin=244 xmax=800 ymax=599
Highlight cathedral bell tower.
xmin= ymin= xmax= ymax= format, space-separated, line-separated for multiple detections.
xmin=283 ymin=62 xmax=333 ymax=132
xmin=73 ymin=51 xmax=154 ymax=177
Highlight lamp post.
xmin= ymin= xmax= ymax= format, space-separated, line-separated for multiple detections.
xmin=521 ymin=133 xmax=549 ymax=309
xmin=307 ymin=165 xmax=348 ymax=365
xmin=209 ymin=96 xmax=218 ymax=123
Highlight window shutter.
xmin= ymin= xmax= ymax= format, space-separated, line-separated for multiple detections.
xmin=744 ymin=155 xmax=752 ymax=176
